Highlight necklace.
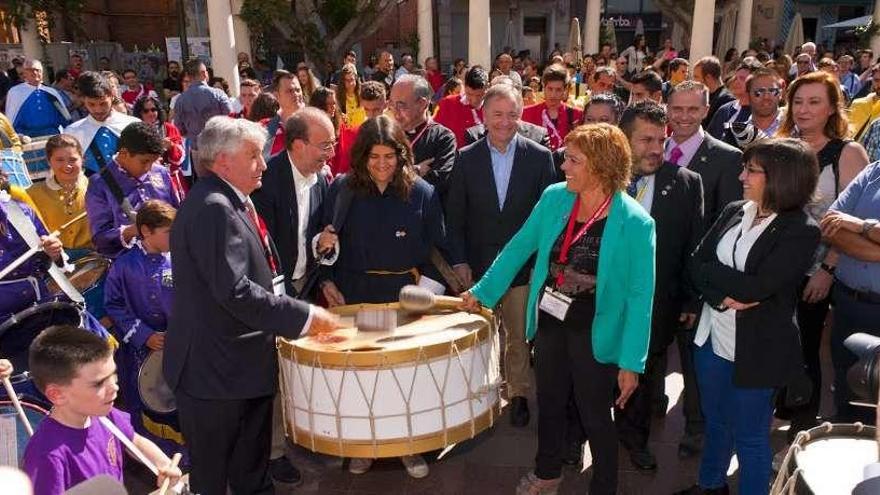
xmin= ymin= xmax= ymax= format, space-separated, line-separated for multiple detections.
xmin=58 ymin=181 xmax=79 ymax=215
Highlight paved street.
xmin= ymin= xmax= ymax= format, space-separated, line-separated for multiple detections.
xmin=127 ymin=341 xmax=828 ymax=494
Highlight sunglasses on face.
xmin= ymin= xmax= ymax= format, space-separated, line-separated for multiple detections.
xmin=751 ymin=87 xmax=781 ymax=97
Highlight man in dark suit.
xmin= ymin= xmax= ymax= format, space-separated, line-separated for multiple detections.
xmin=615 ymin=101 xmax=705 ymax=470
xmin=464 ymin=119 xmax=551 ymax=149
xmin=250 ymin=108 xmax=335 ymax=482
xmin=389 ymin=74 xmax=457 ymax=197
xmin=665 ymin=80 xmax=742 ymax=458
xmin=164 ymin=116 xmax=339 ymax=495
xmin=667 ymin=80 xmax=743 ymax=227
xmin=446 ymin=84 xmax=556 ymax=427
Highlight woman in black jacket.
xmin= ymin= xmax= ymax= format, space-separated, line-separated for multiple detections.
xmin=677 ymin=138 xmax=821 ymax=495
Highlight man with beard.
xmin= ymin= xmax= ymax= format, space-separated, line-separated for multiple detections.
xmin=163 ymin=60 xmax=183 ymax=100
xmin=371 ymin=51 xmax=395 ymax=93
xmin=64 ymin=71 xmax=140 ymax=175
xmin=615 ymin=101 xmax=705 ymax=470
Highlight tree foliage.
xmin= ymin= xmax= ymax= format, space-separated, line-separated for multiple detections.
xmin=241 ymin=0 xmax=403 ymax=75
xmin=6 ymin=0 xmax=86 ymax=41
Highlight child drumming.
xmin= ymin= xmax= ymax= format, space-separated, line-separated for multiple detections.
xmin=103 ymin=199 xmax=183 ymax=456
xmin=22 ymin=325 xmax=181 ymax=494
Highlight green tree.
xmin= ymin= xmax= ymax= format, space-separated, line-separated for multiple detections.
xmin=241 ymin=0 xmax=403 ymax=76
xmin=6 ymin=0 xmax=87 ymax=42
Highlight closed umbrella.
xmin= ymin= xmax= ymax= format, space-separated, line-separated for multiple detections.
xmin=715 ymin=8 xmax=737 ymax=60
xmin=784 ymin=13 xmax=805 ymax=55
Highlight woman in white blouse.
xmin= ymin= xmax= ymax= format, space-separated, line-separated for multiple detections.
xmin=676 ymin=138 xmax=821 ymax=495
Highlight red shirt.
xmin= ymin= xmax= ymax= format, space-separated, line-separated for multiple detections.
xmin=521 ymin=102 xmax=583 ymax=151
xmin=332 ymin=123 xmax=359 ymax=176
xmin=434 ymin=94 xmax=483 ymax=148
xmin=259 ymin=115 xmax=286 ymax=157
xmin=426 ymin=70 xmax=444 ymax=93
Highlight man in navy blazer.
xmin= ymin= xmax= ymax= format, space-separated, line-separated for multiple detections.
xmin=446 ymin=84 xmax=556 ymax=428
xmin=164 ymin=117 xmax=338 ymax=494
xmin=615 ymin=101 xmax=706 ymax=470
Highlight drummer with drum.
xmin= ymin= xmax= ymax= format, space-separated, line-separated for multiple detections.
xmin=320 ymin=115 xmax=454 ymax=478
xmin=85 ymin=121 xmax=180 ymax=259
xmin=104 ymin=200 xmax=184 ymax=458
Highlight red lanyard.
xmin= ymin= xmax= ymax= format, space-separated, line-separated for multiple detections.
xmin=556 ymin=194 xmax=612 ymax=287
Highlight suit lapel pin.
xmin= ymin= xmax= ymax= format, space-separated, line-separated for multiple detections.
xmin=700 ymin=156 xmax=707 ymax=162
xmin=395 ymin=230 xmax=407 ymax=238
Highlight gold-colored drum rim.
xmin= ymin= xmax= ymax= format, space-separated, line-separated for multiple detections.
xmin=278 ymin=298 xmax=495 ymax=369
xmin=286 ymin=401 xmax=502 ymax=458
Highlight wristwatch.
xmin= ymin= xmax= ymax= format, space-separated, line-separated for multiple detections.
xmin=862 ymin=219 xmax=879 ymax=238
xmin=820 ymin=262 xmax=836 ymax=275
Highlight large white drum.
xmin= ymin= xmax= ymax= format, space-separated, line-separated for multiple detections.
xmin=277 ymin=297 xmax=501 ymax=458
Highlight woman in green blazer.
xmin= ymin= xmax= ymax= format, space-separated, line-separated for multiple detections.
xmin=461 ymin=124 xmax=656 ymax=495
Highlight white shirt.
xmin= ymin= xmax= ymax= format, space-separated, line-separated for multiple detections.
xmin=288 ymin=152 xmax=318 ymax=280
xmin=633 ymin=174 xmax=656 ymax=213
xmin=694 ymin=201 xmax=778 ymax=361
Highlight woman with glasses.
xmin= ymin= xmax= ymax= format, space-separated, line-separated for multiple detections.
xmin=319 ymin=115 xmax=453 ymax=479
xmin=676 ymin=139 xmax=821 ymax=495
xmin=132 ymin=96 xmax=187 ymax=199
xmin=775 ymin=71 xmax=868 ymax=435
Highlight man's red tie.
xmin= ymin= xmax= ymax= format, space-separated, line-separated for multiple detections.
xmin=245 ymin=200 xmax=278 ymax=274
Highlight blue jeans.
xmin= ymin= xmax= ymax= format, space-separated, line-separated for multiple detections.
xmin=694 ymin=341 xmax=775 ymax=494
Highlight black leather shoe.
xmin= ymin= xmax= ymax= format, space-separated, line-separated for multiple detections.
xmin=562 ymin=440 xmax=583 ymax=465
xmin=629 ymin=448 xmax=657 ymax=471
xmin=269 ymin=456 xmax=303 ymax=485
xmin=509 ymin=396 xmax=530 ymax=427
xmin=673 ymin=483 xmax=729 ymax=495
xmin=678 ymin=433 xmax=703 ymax=458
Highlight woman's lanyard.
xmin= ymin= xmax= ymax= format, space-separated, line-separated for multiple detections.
xmin=556 ymin=194 xmax=612 ymax=287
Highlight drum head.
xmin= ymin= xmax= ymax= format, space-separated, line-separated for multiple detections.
xmin=47 ymin=254 xmax=111 ymax=295
xmin=138 ymin=350 xmax=176 ymax=414
xmin=0 ymin=302 xmax=83 ymax=373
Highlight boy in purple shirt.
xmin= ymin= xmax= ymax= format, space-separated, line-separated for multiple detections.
xmin=22 ymin=325 xmax=181 ymax=494
xmin=104 ymin=200 xmax=184 ymax=456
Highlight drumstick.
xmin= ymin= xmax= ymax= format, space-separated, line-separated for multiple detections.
xmin=1 ymin=377 xmax=33 ymax=436
xmin=0 ymin=211 xmax=88 ymax=280
xmin=158 ymin=453 xmax=182 ymax=495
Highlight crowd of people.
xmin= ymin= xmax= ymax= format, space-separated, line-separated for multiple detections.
xmin=0 ymin=34 xmax=879 ymax=495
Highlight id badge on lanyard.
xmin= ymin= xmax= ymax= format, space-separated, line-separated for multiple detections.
xmin=540 ymin=287 xmax=572 ymax=321
xmin=272 ymin=274 xmax=287 ymax=297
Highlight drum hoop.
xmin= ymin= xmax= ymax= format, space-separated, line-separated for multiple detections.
xmin=0 ymin=301 xmax=83 ymax=336
xmin=0 ymin=399 xmax=50 ymax=415
xmin=137 ymin=350 xmax=176 ymax=414
xmin=278 ymin=302 xmax=496 ymax=369
xmin=792 ymin=422 xmax=876 ymax=447
xmin=285 ymin=401 xmax=502 ymax=458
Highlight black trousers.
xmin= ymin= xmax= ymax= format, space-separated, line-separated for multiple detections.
xmin=534 ymin=302 xmax=618 ymax=494
xmin=176 ymin=388 xmax=275 ymax=495
xmin=786 ymin=276 xmax=830 ymax=430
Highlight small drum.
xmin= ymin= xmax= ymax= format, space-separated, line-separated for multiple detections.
xmin=0 ymin=149 xmax=32 ymax=188
xmin=771 ymin=422 xmax=878 ymax=494
xmin=47 ymin=253 xmax=111 ymax=299
xmin=21 ymin=138 xmax=50 ymax=181
xmin=0 ymin=399 xmax=48 ymax=467
xmin=277 ymin=297 xmax=501 ymax=458
xmin=138 ymin=350 xmax=176 ymax=414
xmin=0 ymin=301 xmax=85 ymax=378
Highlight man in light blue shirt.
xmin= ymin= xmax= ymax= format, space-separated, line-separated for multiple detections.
xmin=173 ymin=60 xmax=232 ymax=178
xmin=489 ymin=130 xmax=517 ymax=209
xmin=823 ymin=161 xmax=880 ymax=422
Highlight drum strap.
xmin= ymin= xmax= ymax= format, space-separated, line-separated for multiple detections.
xmin=0 ymin=128 xmax=14 ymax=149
xmin=2 ymin=199 xmax=84 ymax=303
xmin=90 ymin=141 xmax=137 ymax=223
xmin=98 ymin=416 xmax=159 ymax=475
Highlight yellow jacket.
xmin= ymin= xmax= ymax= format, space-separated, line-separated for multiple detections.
xmin=849 ymin=93 xmax=880 ymax=141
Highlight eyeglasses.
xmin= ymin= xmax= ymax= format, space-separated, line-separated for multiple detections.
xmin=304 ymin=139 xmax=337 ymax=152
xmin=742 ymin=164 xmax=765 ymax=175
xmin=751 ymin=87 xmax=781 ymax=98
